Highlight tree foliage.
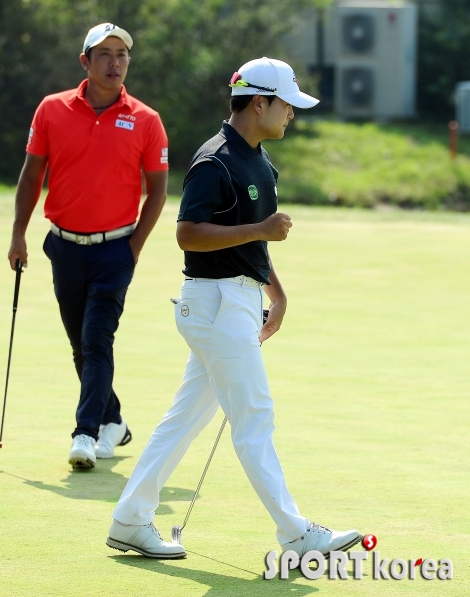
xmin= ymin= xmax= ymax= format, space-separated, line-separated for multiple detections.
xmin=0 ymin=0 xmax=325 ymax=181
xmin=1 ymin=0 xmax=467 ymax=183
xmin=417 ymin=0 xmax=470 ymax=117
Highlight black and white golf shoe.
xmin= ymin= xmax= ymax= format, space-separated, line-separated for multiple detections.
xmin=281 ymin=522 xmax=362 ymax=559
xmin=96 ymin=418 xmax=132 ymax=458
xmin=106 ymin=521 xmax=187 ymax=559
xmin=68 ymin=434 xmax=96 ymax=469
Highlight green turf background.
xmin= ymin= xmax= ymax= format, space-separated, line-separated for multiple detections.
xmin=0 ymin=195 xmax=468 ymax=596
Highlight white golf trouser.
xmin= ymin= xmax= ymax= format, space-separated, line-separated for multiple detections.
xmin=113 ymin=277 xmax=309 ymax=544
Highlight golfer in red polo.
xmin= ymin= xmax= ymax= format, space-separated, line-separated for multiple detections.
xmin=8 ymin=23 xmax=169 ymax=469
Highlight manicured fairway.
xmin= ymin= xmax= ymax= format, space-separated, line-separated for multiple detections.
xmin=0 ymin=194 xmax=468 ymax=596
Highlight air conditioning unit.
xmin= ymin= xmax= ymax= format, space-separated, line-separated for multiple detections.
xmin=332 ymin=0 xmax=417 ymax=119
xmin=285 ymin=8 xmax=337 ymax=73
xmin=455 ymin=82 xmax=470 ymax=134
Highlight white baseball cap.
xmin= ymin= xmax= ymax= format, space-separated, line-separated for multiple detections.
xmin=230 ymin=57 xmax=319 ymax=109
xmin=83 ymin=23 xmax=133 ymax=53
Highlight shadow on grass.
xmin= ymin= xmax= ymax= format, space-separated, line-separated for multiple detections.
xmin=0 ymin=463 xmax=196 ymax=513
xmin=110 ymin=554 xmax=319 ymax=596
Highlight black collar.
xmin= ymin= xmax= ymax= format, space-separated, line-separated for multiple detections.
xmin=219 ymin=121 xmax=261 ymax=158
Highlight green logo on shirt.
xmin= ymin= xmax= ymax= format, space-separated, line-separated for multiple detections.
xmin=248 ymin=185 xmax=259 ymax=200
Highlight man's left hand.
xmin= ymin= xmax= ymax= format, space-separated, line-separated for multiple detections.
xmin=259 ymin=298 xmax=287 ymax=343
xmin=128 ymin=235 xmax=141 ymax=264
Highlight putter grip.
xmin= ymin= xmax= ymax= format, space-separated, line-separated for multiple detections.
xmin=13 ymin=260 xmax=22 ymax=311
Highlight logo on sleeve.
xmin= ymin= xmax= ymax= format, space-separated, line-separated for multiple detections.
xmin=161 ymin=147 xmax=168 ymax=163
xmin=248 ymin=185 xmax=259 ymax=200
xmin=28 ymin=127 xmax=34 ymax=145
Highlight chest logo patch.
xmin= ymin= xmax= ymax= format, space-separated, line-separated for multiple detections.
xmin=248 ymin=185 xmax=259 ymax=200
xmin=115 ymin=119 xmax=134 ymax=130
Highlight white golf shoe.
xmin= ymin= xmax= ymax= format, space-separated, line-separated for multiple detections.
xmin=95 ymin=418 xmax=132 ymax=458
xmin=282 ymin=522 xmax=362 ymax=559
xmin=68 ymin=434 xmax=96 ymax=469
xmin=106 ymin=520 xmax=187 ymax=559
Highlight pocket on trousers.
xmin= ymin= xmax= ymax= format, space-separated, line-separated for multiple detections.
xmin=172 ymin=284 xmax=222 ymax=344
xmin=43 ymin=231 xmax=53 ymax=260
xmin=123 ymin=237 xmax=137 ymax=268
xmin=173 ymin=297 xmax=198 ymax=343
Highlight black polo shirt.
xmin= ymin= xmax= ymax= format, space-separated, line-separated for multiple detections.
xmin=178 ymin=121 xmax=278 ymax=284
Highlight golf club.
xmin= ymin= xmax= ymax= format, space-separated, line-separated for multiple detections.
xmin=171 ymin=310 xmax=269 ymax=544
xmin=171 ymin=415 xmax=227 ymax=544
xmin=1 ymin=259 xmax=23 ymax=449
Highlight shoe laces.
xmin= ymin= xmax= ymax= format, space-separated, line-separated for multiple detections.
xmin=148 ymin=523 xmax=163 ymax=540
xmin=76 ymin=434 xmax=94 ymax=446
xmin=309 ymin=522 xmax=331 ymax=533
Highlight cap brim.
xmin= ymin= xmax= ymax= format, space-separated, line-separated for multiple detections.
xmin=277 ymin=91 xmax=320 ymax=109
xmin=107 ymin=30 xmax=133 ymax=50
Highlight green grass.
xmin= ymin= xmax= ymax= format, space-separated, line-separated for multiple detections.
xmin=263 ymin=119 xmax=470 ymax=209
xmin=0 ymin=194 xmax=469 ymax=596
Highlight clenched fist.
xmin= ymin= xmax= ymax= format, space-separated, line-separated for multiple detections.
xmin=257 ymin=212 xmax=292 ymax=241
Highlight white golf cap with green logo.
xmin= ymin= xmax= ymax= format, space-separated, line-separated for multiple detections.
xmin=229 ymin=57 xmax=319 ymax=109
xmin=83 ymin=23 xmax=133 ymax=53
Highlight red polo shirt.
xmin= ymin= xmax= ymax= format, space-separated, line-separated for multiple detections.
xmin=27 ymin=80 xmax=169 ymax=232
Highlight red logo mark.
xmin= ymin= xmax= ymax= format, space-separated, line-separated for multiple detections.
xmin=362 ymin=534 xmax=377 ymax=551
xmin=230 ymin=72 xmax=242 ymax=85
xmin=415 ymin=558 xmax=423 ymax=566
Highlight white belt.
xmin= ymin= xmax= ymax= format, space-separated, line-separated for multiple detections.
xmin=51 ymin=223 xmax=136 ymax=245
xmin=185 ymin=275 xmax=265 ymax=288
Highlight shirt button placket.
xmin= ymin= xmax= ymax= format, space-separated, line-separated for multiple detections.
xmin=93 ymin=119 xmax=101 ymax=138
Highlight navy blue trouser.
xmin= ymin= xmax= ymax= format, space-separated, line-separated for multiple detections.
xmin=43 ymin=231 xmax=135 ymax=440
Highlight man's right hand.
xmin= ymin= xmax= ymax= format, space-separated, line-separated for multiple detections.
xmin=7 ymin=153 xmax=48 ymax=271
xmin=257 ymin=212 xmax=292 ymax=241
xmin=8 ymin=236 xmax=28 ymax=270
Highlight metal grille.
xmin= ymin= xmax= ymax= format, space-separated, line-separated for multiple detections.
xmin=342 ymin=67 xmax=374 ymax=107
xmin=342 ymin=13 xmax=375 ymax=54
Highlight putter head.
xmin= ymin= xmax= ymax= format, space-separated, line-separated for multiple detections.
xmin=171 ymin=525 xmax=183 ymax=544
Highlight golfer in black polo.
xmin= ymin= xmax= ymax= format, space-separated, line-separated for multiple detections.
xmin=107 ymin=57 xmax=362 ymax=560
